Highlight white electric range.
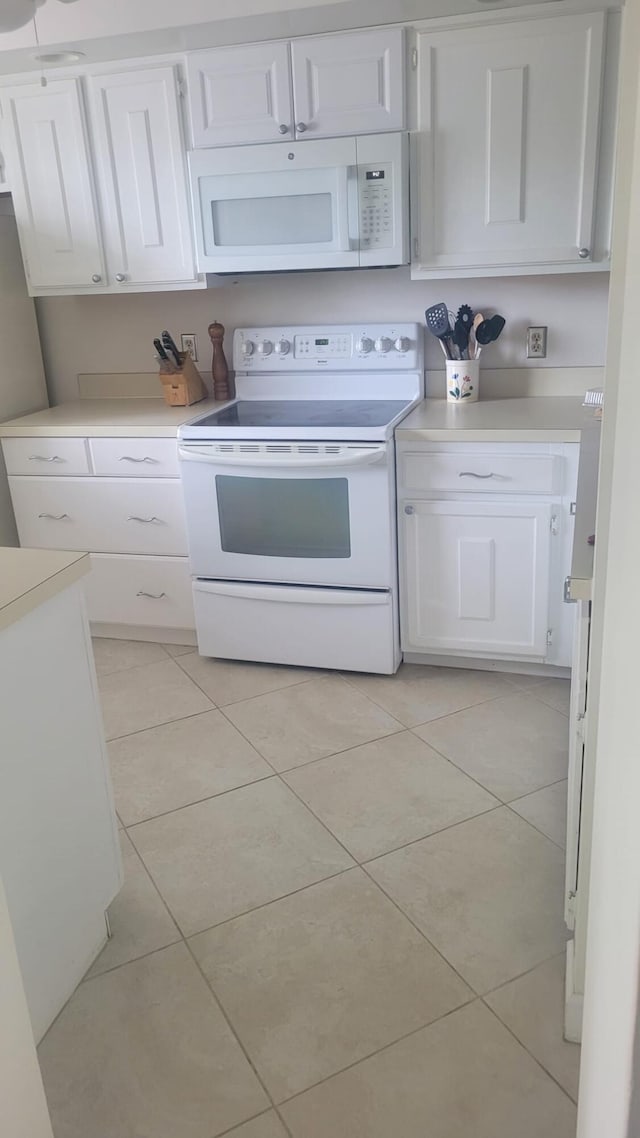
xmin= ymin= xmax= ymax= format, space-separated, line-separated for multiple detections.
xmin=178 ymin=324 xmax=423 ymax=674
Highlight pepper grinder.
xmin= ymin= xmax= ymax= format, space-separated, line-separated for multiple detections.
xmin=208 ymin=321 xmax=234 ymax=402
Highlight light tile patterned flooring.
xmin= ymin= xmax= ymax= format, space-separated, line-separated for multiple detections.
xmin=38 ymin=641 xmax=580 ymax=1138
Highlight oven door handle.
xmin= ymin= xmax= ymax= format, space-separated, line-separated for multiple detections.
xmin=178 ymin=446 xmax=387 ymax=469
xmin=194 ymin=580 xmax=389 ymax=605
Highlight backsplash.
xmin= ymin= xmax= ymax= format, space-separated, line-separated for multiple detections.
xmin=35 ymin=267 xmax=610 ymax=405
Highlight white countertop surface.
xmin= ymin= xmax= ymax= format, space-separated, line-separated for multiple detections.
xmin=0 ymin=398 xmax=225 ymax=438
xmin=397 ymin=397 xmax=592 ymax=441
xmin=0 ymin=547 xmax=90 ymax=633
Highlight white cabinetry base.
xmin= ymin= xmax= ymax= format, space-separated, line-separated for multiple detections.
xmin=564 ymin=939 xmax=584 ymax=1043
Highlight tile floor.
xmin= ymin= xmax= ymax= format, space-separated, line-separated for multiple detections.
xmin=38 ymin=641 xmax=580 ymax=1138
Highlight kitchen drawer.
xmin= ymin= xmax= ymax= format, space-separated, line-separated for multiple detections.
xmin=85 ymin=554 xmax=194 ymax=629
xmin=2 ymin=437 xmax=90 ymax=476
xmin=89 ymin=438 xmax=179 ymax=478
xmin=9 ymin=477 xmax=187 ymax=556
xmin=400 ymin=451 xmax=560 ymax=495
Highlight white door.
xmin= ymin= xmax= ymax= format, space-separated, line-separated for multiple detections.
xmin=413 ymin=12 xmax=605 ymax=274
xmin=89 ymin=66 xmax=198 ymax=288
xmin=187 ymin=42 xmax=293 ymax=147
xmin=291 ymin=27 xmax=405 ymax=139
xmin=0 ymin=79 xmax=105 ymax=291
xmin=401 ymin=499 xmax=552 ymax=656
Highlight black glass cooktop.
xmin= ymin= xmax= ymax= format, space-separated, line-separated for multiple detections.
xmin=193 ymin=400 xmax=410 ymax=429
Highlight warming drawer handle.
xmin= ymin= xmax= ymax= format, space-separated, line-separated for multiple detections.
xmin=127 ymin=515 xmax=164 ymax=524
xmin=120 ymin=455 xmax=160 ymax=464
xmin=178 ymin=446 xmax=387 ymax=469
xmin=137 ymin=590 xmax=167 ymax=599
xmin=38 ymin=512 xmax=70 ymax=520
xmin=458 ymin=470 xmax=502 ymax=480
xmin=194 ymin=581 xmax=389 ymax=606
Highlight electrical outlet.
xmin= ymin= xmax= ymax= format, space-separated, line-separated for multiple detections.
xmin=527 ymin=326 xmax=547 ymax=358
xmin=180 ymin=333 xmax=198 ymax=362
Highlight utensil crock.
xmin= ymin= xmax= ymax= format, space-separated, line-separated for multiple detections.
xmin=446 ymin=359 xmax=479 ymax=403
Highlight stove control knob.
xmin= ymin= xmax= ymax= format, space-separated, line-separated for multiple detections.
xmin=394 ymin=337 xmax=411 ymax=354
xmin=274 ymin=339 xmax=290 ymax=356
xmin=257 ymin=339 xmax=273 ymax=356
xmin=241 ymin=340 xmax=255 ymax=356
xmin=375 ymin=337 xmax=392 ymax=354
xmin=356 ymin=336 xmax=373 ymax=355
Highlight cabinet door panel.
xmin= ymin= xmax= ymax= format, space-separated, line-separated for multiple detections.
xmin=415 ymin=13 xmax=605 ymax=271
xmin=1 ymin=79 xmax=104 ymax=290
xmin=291 ymin=27 xmax=405 ymax=138
xmin=402 ymin=500 xmax=552 ymax=657
xmin=90 ymin=66 xmax=197 ymax=286
xmin=187 ymin=43 xmax=292 ymax=147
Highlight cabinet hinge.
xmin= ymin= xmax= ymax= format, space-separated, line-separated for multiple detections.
xmin=546 ymin=628 xmax=554 ymax=649
xmin=177 ymin=78 xmax=186 ymax=97
xmin=413 ymin=236 xmax=420 ymax=260
xmin=550 ymin=513 xmax=560 ymax=536
xmin=570 ymin=501 xmax=577 ymax=516
xmin=411 ymin=46 xmax=418 ymax=70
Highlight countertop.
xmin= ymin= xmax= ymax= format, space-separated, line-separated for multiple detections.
xmin=397 ymin=397 xmax=591 ymax=441
xmin=0 ymin=548 xmax=90 ymax=633
xmin=0 ymin=398 xmax=224 ymax=438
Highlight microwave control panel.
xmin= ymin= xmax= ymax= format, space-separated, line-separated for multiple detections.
xmin=359 ymin=164 xmax=392 ymax=249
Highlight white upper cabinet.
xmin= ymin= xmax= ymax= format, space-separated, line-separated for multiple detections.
xmin=0 ymin=79 xmax=105 ymax=291
xmin=290 ymin=27 xmax=405 ymax=139
xmin=412 ymin=12 xmax=607 ymax=277
xmin=88 ymin=65 xmax=198 ymax=288
xmin=187 ymin=28 xmax=405 ymax=147
xmin=187 ymin=42 xmax=293 ymax=147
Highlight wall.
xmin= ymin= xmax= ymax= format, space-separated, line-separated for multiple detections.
xmin=36 ymin=268 xmax=609 ymax=405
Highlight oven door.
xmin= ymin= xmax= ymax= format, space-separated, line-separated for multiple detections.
xmin=189 ymin=137 xmax=360 ymax=273
xmin=178 ymin=442 xmax=395 ymax=588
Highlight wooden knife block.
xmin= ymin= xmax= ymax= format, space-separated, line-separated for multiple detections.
xmin=159 ymin=352 xmax=208 ymax=407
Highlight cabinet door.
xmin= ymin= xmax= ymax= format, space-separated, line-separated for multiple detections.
xmin=401 ymin=500 xmax=552 ymax=657
xmin=291 ymin=27 xmax=405 ymax=139
xmin=187 ymin=42 xmax=293 ymax=147
xmin=414 ymin=13 xmax=605 ymax=273
xmin=0 ymin=79 xmax=105 ymax=291
xmin=89 ymin=66 xmax=198 ymax=287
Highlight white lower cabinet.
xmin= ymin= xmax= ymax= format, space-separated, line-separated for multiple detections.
xmin=2 ymin=433 xmax=195 ymax=638
xmin=402 ymin=499 xmax=551 ymax=657
xmin=398 ymin=441 xmax=579 ymax=665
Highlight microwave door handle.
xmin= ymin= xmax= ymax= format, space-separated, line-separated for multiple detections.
xmin=347 ymin=164 xmax=360 ymax=252
xmin=178 ymin=446 xmax=386 ymax=469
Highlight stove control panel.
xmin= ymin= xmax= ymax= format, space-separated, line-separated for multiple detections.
xmin=234 ymin=324 xmax=422 ymax=371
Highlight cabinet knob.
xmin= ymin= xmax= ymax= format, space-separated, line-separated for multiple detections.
xmin=115 ymin=273 xmax=126 ymax=282
xmin=578 ymin=248 xmax=590 ymax=259
xmin=91 ymin=274 xmax=102 ymax=283
xmin=278 ymin=123 xmax=289 ymax=134
xmin=404 ymin=505 xmax=415 ymax=515
xmin=296 ymin=121 xmax=308 ymax=133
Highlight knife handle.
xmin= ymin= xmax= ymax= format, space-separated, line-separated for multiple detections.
xmin=154 ymin=338 xmax=169 ymax=361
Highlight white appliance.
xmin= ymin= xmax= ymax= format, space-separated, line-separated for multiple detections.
xmin=179 ymin=323 xmax=423 ymax=674
xmin=189 ymin=133 xmax=409 ymax=273
xmin=0 ymin=198 xmax=49 ymax=544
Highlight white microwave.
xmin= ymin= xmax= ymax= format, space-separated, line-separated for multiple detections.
xmin=189 ymin=132 xmax=409 ymax=274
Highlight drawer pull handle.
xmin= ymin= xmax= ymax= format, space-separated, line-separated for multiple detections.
xmin=29 ymin=455 xmax=63 ymax=462
xmin=127 ymin=515 xmax=163 ymax=524
xmin=458 ymin=471 xmax=500 ymax=480
xmin=38 ymin=512 xmax=70 ymax=520
xmin=136 ymin=590 xmax=167 ymax=599
xmin=119 ymin=456 xmax=159 ymax=464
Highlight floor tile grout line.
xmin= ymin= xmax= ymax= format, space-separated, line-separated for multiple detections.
xmin=170 ymin=652 xmax=333 ymax=708
xmin=92 ymin=638 xmax=173 ymax=678
xmin=406 ymin=727 xmax=569 ymax=818
xmin=504 ymin=801 xmax=567 ymax=850
xmin=106 ymin=702 xmax=217 ymax=743
xmin=183 ymin=935 xmax=286 ymax=1119
xmin=272 ymin=996 xmax=480 ymax=1111
xmin=277 ymin=773 xmax=484 ymax=1001
xmin=480 ymin=995 xmax=579 ymax=1106
xmin=122 ymin=770 xmax=278 ymax=830
xmin=482 ymin=950 xmax=570 ymax=1000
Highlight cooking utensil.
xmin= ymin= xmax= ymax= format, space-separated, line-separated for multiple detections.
xmin=456 ymin=305 xmax=474 ymax=332
xmin=154 ymin=338 xmax=170 ymax=362
xmin=425 ymin=303 xmax=453 ymax=358
xmin=453 ymin=318 xmax=469 ymax=360
xmin=161 ymin=331 xmax=183 ymax=368
xmin=475 ymin=314 xmax=506 ymax=350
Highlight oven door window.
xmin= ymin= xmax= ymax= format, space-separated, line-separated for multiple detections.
xmin=216 ymin=475 xmax=351 ymax=558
